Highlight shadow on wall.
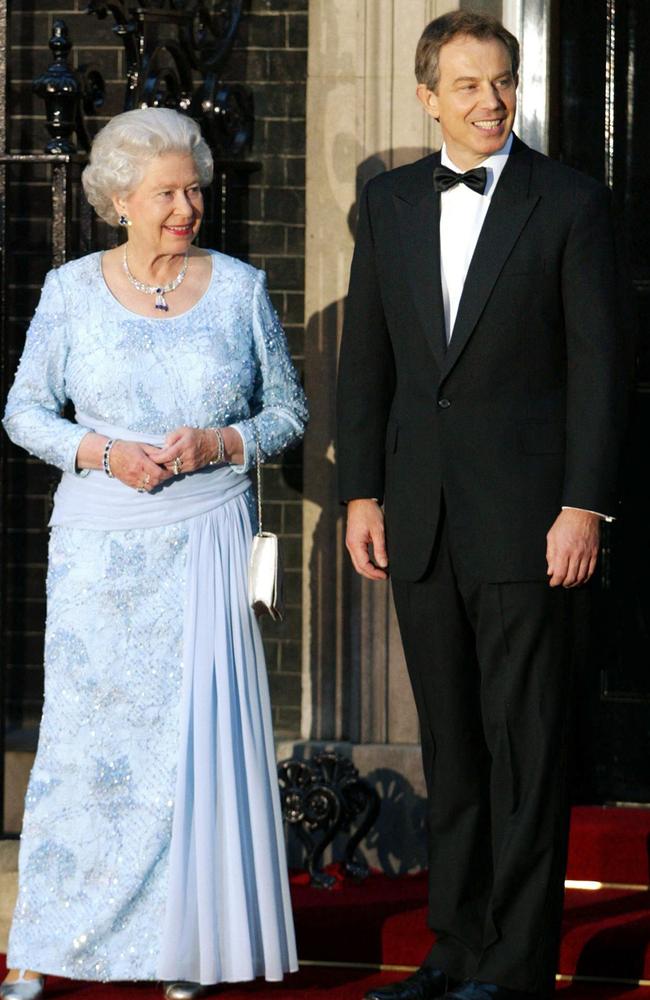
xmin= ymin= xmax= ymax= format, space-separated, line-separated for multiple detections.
xmin=303 ymin=147 xmax=432 ymax=744
xmin=362 ymin=768 xmax=428 ymax=875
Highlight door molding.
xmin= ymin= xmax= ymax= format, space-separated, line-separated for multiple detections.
xmin=502 ymin=0 xmax=552 ymax=153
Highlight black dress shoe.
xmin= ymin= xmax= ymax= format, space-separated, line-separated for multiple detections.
xmin=364 ymin=966 xmax=449 ymax=1000
xmin=443 ymin=980 xmax=531 ymax=1000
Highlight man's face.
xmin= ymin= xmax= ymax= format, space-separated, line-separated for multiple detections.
xmin=417 ymin=34 xmax=517 ymax=170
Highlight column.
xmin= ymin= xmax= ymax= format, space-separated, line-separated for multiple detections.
xmin=288 ymin=0 xmax=459 ymax=873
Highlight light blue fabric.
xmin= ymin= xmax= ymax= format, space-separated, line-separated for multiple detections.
xmin=50 ymin=416 xmax=251 ymax=532
xmin=2 ymin=250 xmax=306 ymax=983
xmin=3 ymin=252 xmax=307 ymax=475
xmin=159 ymin=497 xmax=295 ymax=984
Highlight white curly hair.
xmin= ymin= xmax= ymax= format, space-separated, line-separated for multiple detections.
xmin=82 ymin=107 xmax=214 ymax=227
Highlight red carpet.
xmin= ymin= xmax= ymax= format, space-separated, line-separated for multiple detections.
xmin=566 ymin=806 xmax=650 ymax=885
xmin=0 ymin=965 xmax=647 ymax=1000
xmin=1 ymin=806 xmax=648 ymax=997
xmin=290 ymin=805 xmax=650 ymax=987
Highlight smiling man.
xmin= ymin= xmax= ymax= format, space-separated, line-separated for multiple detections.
xmin=336 ymin=11 xmax=626 ymax=1000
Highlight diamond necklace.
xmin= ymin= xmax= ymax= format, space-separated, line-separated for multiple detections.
xmin=122 ymin=248 xmax=190 ymax=312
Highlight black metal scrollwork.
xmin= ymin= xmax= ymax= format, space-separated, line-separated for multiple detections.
xmin=83 ymin=0 xmax=253 ymax=157
xmin=30 ymin=2 xmax=258 ymax=257
xmin=278 ymin=751 xmax=381 ymax=889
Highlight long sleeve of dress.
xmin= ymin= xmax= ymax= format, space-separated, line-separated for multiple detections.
xmin=230 ymin=271 xmax=308 ymax=474
xmin=3 ymin=269 xmax=91 ymax=474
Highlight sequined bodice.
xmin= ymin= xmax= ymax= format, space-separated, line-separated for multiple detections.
xmin=3 ymin=250 xmax=308 ymax=476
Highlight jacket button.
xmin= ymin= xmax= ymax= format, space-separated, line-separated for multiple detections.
xmin=438 ymin=397 xmax=451 ymax=409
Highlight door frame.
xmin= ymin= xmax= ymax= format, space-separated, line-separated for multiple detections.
xmin=502 ymin=0 xmax=552 ymax=153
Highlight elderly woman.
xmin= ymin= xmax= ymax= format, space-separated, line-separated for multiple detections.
xmin=1 ymin=107 xmax=307 ymax=1000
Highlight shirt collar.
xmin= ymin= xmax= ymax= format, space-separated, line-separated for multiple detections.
xmin=440 ymin=132 xmax=514 ymax=198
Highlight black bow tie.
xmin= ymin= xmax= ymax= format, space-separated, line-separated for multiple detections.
xmin=433 ymin=164 xmax=488 ymax=195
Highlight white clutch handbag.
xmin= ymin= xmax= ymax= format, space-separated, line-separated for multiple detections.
xmin=248 ymin=433 xmax=284 ymax=621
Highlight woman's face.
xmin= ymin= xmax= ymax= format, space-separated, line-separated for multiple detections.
xmin=115 ymin=152 xmax=204 ymax=255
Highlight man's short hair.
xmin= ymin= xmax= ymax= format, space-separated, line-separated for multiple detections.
xmin=415 ymin=10 xmax=520 ymax=92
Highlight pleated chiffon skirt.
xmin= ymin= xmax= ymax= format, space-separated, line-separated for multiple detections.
xmin=8 ymin=484 xmax=297 ymax=984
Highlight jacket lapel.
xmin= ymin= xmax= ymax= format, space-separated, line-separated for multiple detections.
xmin=441 ymin=137 xmax=539 ymax=381
xmin=392 ymin=153 xmax=446 ymax=372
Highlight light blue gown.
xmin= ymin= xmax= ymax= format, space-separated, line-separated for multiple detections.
xmin=2 ymin=250 xmax=307 ymax=984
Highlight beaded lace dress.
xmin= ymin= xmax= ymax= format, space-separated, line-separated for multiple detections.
xmin=2 ymin=250 xmax=307 ymax=984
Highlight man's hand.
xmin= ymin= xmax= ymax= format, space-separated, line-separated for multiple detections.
xmin=546 ymin=508 xmax=601 ymax=588
xmin=345 ymin=499 xmax=389 ymax=581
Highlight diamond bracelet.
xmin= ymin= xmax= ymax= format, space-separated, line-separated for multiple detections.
xmin=208 ymin=428 xmax=225 ymax=466
xmin=102 ymin=438 xmax=116 ymax=478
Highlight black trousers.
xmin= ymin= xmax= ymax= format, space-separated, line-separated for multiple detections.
xmin=391 ymin=514 xmax=578 ymax=998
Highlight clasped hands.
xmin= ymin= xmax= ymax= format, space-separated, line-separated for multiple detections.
xmin=105 ymin=426 xmax=243 ymax=493
xmin=346 ymin=499 xmax=602 ymax=588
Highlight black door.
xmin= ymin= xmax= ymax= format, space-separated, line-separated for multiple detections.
xmin=556 ymin=0 xmax=650 ymax=803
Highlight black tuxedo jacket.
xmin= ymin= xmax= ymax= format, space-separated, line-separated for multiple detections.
xmin=336 ymin=136 xmax=626 ymax=582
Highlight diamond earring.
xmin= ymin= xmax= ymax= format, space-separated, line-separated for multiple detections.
xmin=119 ymin=214 xmax=131 ymax=227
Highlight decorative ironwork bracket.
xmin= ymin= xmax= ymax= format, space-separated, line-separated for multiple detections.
xmin=84 ymin=1 xmax=253 ymax=156
xmin=278 ymin=751 xmax=381 ymax=889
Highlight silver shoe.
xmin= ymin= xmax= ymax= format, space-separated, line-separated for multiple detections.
xmin=0 ymin=971 xmax=44 ymax=1000
xmin=163 ymin=984 xmax=205 ymax=1000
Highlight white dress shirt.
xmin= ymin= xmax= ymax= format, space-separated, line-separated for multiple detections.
xmin=439 ymin=133 xmax=513 ymax=342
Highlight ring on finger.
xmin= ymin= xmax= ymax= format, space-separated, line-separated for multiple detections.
xmin=172 ymin=456 xmax=183 ymax=475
